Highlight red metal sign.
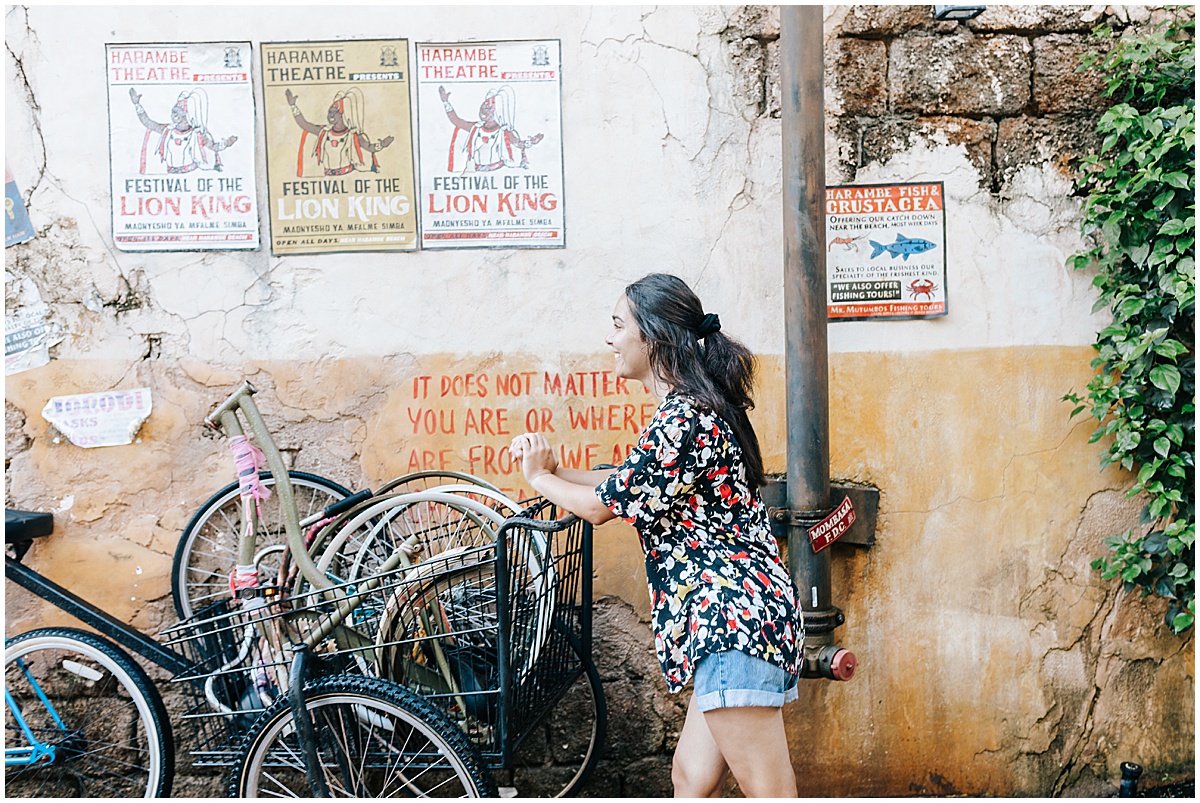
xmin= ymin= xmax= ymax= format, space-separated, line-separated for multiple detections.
xmin=809 ymin=495 xmax=856 ymax=553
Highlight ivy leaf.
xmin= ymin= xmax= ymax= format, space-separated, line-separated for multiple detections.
xmin=1149 ymin=364 xmax=1182 ymax=395
xmin=1160 ymin=219 xmax=1188 ymax=236
xmin=1164 ymin=171 xmax=1192 ymax=189
xmin=1154 ymin=436 xmax=1171 ymax=457
xmin=1144 ymin=531 xmax=1170 ymax=554
xmin=1129 ymin=242 xmax=1151 ymax=264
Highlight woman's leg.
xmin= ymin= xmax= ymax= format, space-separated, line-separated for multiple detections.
xmin=672 ymin=693 xmax=729 ymax=797
xmin=702 ymin=704 xmax=797 ymax=798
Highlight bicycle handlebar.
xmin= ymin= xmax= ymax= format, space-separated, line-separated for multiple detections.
xmin=204 ymin=380 xmax=257 ymax=431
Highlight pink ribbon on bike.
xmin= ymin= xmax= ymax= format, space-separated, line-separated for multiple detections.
xmin=228 ymin=435 xmax=272 ymax=508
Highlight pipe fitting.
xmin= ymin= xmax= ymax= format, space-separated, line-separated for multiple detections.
xmin=1118 ymin=762 xmax=1142 ymax=797
xmin=800 ymin=644 xmax=857 ymax=681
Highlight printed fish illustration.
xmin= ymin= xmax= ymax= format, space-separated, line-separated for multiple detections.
xmin=869 ymin=233 xmax=936 ymax=261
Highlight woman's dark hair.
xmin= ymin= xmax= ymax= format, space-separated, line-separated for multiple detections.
xmin=623 ymin=273 xmax=765 ymax=492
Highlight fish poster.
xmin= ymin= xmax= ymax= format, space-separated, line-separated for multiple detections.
xmin=825 ymin=182 xmax=947 ymax=321
xmin=262 ymin=39 xmax=417 ymax=255
xmin=415 ymin=40 xmax=565 ymax=249
xmin=106 ymin=42 xmax=259 ymax=251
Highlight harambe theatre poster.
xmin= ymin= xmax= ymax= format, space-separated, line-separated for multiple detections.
xmin=261 ymin=39 xmax=418 ymax=255
xmin=416 ymin=40 xmax=565 ymax=249
xmin=106 ymin=42 xmax=259 ymax=251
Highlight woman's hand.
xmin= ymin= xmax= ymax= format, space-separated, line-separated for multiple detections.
xmin=510 ymin=433 xmax=558 ymax=481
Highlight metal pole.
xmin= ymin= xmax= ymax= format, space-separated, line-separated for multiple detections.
xmin=781 ymin=5 xmax=840 ymax=648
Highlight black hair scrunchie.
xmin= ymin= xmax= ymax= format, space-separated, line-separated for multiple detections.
xmin=696 ymin=313 xmax=722 ymax=339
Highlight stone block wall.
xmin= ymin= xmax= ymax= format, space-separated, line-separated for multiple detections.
xmin=724 ymin=3 xmax=1141 ymax=192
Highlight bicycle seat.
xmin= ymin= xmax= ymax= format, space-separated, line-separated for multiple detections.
xmin=5 ymin=509 xmax=54 ymax=544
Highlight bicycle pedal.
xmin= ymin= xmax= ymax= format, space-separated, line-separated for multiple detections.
xmin=234 ymin=584 xmax=280 ymax=600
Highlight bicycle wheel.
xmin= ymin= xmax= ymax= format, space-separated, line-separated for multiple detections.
xmin=503 ymin=630 xmax=605 ymax=798
xmin=312 ymin=494 xmax=503 ymax=588
xmin=4 ymin=627 xmax=174 ymax=798
xmin=173 ymin=471 xmax=352 ymax=618
xmin=374 ymin=470 xmax=503 ymax=497
xmin=228 ymin=674 xmax=496 ymax=798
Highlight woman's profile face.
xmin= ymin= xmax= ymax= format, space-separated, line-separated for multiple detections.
xmin=606 ymin=295 xmax=651 ymax=384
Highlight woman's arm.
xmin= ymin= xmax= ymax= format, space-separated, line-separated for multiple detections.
xmin=555 ymin=466 xmax=615 ymax=484
xmin=512 ymin=434 xmax=616 ymax=526
xmin=528 ymin=471 xmax=615 ymax=526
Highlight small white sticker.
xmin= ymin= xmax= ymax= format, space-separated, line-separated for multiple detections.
xmin=812 ymin=586 xmax=819 ymax=607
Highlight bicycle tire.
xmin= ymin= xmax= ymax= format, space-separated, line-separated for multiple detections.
xmin=228 ymin=674 xmax=497 ymax=798
xmin=375 ymin=546 xmax=553 ymax=695
xmin=4 ymin=627 xmax=174 ymax=798
xmin=302 ymin=481 xmax=516 ymax=589
xmin=172 ymin=470 xmax=352 ymax=619
xmin=374 ymin=470 xmax=503 ymax=497
xmin=312 ymin=494 xmax=502 ymax=585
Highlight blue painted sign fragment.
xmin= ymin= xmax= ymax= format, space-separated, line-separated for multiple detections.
xmin=5 ymin=163 xmax=35 ymax=247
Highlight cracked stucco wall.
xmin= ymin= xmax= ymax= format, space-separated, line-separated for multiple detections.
xmin=5 ymin=4 xmax=1193 ymax=797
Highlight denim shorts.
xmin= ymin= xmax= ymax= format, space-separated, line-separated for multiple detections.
xmin=693 ymin=649 xmax=799 ymax=712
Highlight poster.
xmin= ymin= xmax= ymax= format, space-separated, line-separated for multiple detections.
xmin=106 ymin=42 xmax=259 ymax=251
xmin=5 ymin=306 xmax=63 ymax=376
xmin=415 ymin=40 xmax=565 ymax=249
xmin=825 ymin=182 xmax=947 ymax=321
xmin=5 ymin=163 xmax=35 ymax=247
xmin=262 ymin=39 xmax=417 ymax=255
xmin=42 ymin=388 xmax=152 ymax=448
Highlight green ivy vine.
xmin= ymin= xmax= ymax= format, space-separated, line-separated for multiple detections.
xmin=1065 ymin=11 xmax=1195 ymax=633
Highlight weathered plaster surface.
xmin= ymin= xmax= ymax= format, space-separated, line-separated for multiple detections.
xmin=5 ymin=4 xmax=1193 ymax=797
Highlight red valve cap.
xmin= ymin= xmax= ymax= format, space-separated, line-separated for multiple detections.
xmin=831 ymin=649 xmax=856 ymax=681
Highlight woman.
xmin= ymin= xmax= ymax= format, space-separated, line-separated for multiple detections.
xmin=510 ymin=273 xmax=804 ymax=797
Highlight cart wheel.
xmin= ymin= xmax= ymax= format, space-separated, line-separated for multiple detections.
xmin=502 ymin=629 xmax=606 ymax=797
xmin=172 ymin=471 xmax=351 ymax=619
xmin=228 ymin=674 xmax=497 ymax=798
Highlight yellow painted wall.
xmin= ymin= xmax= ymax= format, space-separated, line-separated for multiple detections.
xmin=6 ymin=344 xmax=1192 ymax=794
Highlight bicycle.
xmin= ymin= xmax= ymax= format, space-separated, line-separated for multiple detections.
xmin=5 ymin=510 xmax=175 ymax=798
xmin=178 ymin=381 xmax=605 ymax=795
xmin=8 ymin=379 xmax=605 ymax=797
xmin=173 ymin=469 xmax=503 ymax=620
xmin=162 ymin=498 xmax=602 ymax=797
xmin=9 ymin=496 xmax=513 ymax=792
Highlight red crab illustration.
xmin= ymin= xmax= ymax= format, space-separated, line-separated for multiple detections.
xmin=907 ymin=279 xmax=937 ymax=300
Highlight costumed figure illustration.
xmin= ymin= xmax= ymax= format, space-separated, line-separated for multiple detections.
xmin=285 ymin=87 xmax=394 ymax=177
xmin=129 ymin=87 xmax=237 ymax=174
xmin=439 ymin=85 xmax=544 ymax=172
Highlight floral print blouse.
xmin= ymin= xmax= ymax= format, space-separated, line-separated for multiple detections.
xmin=596 ymin=391 xmax=804 ymax=693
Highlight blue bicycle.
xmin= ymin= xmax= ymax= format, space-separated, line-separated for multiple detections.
xmin=5 ymin=510 xmax=174 ymax=797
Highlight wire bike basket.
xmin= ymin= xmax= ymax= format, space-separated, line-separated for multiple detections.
xmin=161 ymin=498 xmax=595 ymax=772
